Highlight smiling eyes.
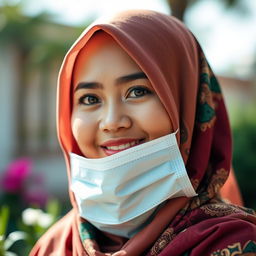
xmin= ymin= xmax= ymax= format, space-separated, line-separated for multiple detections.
xmin=78 ymin=86 xmax=152 ymax=106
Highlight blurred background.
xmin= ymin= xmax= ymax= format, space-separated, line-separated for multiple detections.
xmin=0 ymin=0 xmax=256 ymax=253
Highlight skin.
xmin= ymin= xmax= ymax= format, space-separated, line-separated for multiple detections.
xmin=71 ymin=32 xmax=173 ymax=159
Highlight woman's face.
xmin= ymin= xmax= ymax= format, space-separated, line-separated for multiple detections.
xmin=71 ymin=33 xmax=173 ymax=158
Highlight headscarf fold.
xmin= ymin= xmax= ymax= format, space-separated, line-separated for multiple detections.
xmin=30 ymin=10 xmax=256 ymax=256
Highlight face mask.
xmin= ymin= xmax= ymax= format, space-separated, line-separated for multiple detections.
xmin=70 ymin=131 xmax=197 ymax=238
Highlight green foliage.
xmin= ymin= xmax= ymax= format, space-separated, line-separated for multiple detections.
xmin=0 ymin=205 xmax=9 ymax=255
xmin=0 ymin=1 xmax=84 ymax=67
xmin=46 ymin=198 xmax=61 ymax=220
xmin=0 ymin=206 xmax=27 ymax=256
xmin=0 ymin=200 xmax=62 ymax=256
xmin=232 ymin=104 xmax=256 ymax=209
xmin=0 ymin=2 xmax=52 ymax=51
xmin=0 ymin=205 xmax=9 ymax=238
xmin=16 ymin=199 xmax=61 ymax=254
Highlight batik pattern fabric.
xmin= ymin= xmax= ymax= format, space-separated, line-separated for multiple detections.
xmin=149 ymin=199 xmax=256 ymax=255
xmin=147 ymin=51 xmax=256 ymax=256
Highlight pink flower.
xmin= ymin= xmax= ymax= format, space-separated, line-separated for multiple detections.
xmin=1 ymin=158 xmax=49 ymax=207
xmin=1 ymin=158 xmax=32 ymax=193
xmin=23 ymin=173 xmax=48 ymax=207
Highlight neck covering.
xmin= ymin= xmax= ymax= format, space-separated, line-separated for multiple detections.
xmin=30 ymin=10 xmax=256 ymax=256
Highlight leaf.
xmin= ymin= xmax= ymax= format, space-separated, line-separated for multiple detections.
xmin=4 ymin=231 xmax=27 ymax=250
xmin=0 ymin=205 xmax=9 ymax=236
xmin=5 ymin=251 xmax=18 ymax=256
xmin=46 ymin=199 xmax=60 ymax=219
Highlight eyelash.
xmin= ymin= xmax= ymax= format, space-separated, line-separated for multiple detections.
xmin=78 ymin=94 xmax=100 ymax=105
xmin=78 ymin=86 xmax=152 ymax=106
xmin=126 ymin=86 xmax=152 ymax=98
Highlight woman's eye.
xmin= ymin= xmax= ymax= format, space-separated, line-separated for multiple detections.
xmin=79 ymin=95 xmax=100 ymax=105
xmin=127 ymin=86 xmax=152 ymax=98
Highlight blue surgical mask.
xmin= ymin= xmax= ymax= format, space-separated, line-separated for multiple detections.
xmin=70 ymin=131 xmax=197 ymax=238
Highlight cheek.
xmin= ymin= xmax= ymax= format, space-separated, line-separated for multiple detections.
xmin=133 ymin=100 xmax=172 ymax=137
xmin=71 ymin=111 xmax=97 ymax=150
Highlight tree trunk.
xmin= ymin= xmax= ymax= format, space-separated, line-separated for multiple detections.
xmin=166 ymin=0 xmax=190 ymax=21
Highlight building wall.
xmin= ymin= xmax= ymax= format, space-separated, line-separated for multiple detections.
xmin=0 ymin=44 xmax=19 ymax=168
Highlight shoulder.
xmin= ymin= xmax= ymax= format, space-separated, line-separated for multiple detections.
xmin=156 ymin=207 xmax=256 ymax=256
xmin=182 ymin=214 xmax=256 ymax=256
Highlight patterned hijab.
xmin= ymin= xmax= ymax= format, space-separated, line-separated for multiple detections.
xmin=30 ymin=10 xmax=256 ymax=256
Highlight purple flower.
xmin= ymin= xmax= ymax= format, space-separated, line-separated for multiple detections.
xmin=1 ymin=158 xmax=32 ymax=193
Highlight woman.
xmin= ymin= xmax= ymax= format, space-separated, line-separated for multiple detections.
xmin=30 ymin=10 xmax=256 ymax=256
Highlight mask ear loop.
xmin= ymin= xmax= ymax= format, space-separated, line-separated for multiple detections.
xmin=174 ymin=129 xmax=179 ymax=141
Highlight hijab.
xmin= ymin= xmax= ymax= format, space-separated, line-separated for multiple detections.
xmin=30 ymin=10 xmax=255 ymax=256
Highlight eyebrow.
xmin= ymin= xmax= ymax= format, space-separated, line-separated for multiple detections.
xmin=116 ymin=72 xmax=148 ymax=84
xmin=75 ymin=72 xmax=148 ymax=91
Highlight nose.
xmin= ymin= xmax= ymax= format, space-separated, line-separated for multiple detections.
xmin=99 ymin=103 xmax=132 ymax=132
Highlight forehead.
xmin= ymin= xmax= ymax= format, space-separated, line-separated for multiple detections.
xmin=73 ymin=31 xmax=143 ymax=81
xmin=78 ymin=32 xmax=116 ymax=61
